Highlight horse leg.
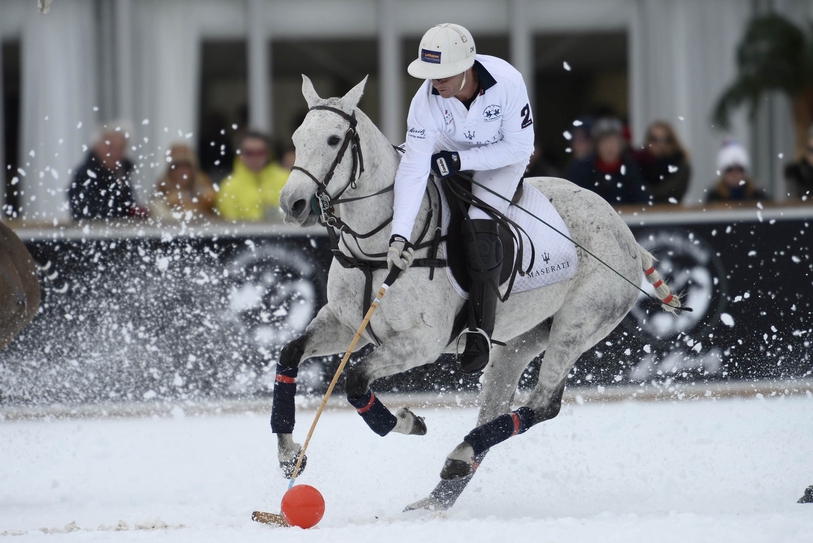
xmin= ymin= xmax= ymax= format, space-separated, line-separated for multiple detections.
xmin=344 ymin=328 xmax=445 ymax=437
xmin=271 ymin=305 xmax=358 ymax=478
xmin=404 ymin=321 xmax=551 ymax=511
xmin=440 ymin=299 xmax=624 ymax=481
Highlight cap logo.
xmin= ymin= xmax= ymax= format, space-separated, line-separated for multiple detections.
xmin=421 ymin=49 xmax=441 ymax=64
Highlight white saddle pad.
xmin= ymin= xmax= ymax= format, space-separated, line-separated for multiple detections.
xmin=437 ymin=178 xmax=579 ymax=299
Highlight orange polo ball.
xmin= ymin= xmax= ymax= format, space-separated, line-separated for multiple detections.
xmin=280 ymin=484 xmax=325 ymax=529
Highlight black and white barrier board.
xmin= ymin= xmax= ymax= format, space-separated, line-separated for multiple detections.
xmin=1 ymin=206 xmax=810 ymax=405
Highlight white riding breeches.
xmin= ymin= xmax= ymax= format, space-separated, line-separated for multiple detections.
xmin=468 ymin=162 xmax=527 ymax=221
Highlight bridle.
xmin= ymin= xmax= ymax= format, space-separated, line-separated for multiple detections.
xmin=289 ymin=104 xmax=446 ymax=345
xmin=290 ymin=105 xmax=394 ymax=240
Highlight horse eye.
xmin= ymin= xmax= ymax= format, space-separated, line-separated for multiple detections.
xmin=327 ymin=135 xmax=341 ymax=146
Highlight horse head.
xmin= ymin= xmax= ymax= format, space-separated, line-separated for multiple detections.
xmin=280 ymin=75 xmax=368 ymax=226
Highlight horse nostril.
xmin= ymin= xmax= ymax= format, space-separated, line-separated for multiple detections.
xmin=291 ymin=199 xmax=307 ymax=216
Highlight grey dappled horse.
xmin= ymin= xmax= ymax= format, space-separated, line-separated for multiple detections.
xmin=272 ymin=76 xmax=679 ymax=511
xmin=0 ymin=222 xmax=40 ymax=350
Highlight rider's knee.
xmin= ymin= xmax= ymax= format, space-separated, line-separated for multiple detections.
xmin=345 ymin=368 xmax=368 ymax=399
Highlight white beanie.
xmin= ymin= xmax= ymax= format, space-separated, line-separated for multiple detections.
xmin=716 ymin=141 xmax=750 ymax=172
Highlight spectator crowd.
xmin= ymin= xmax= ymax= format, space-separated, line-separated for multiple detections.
xmin=66 ymin=124 xmax=295 ymax=224
xmin=64 ymin=113 xmax=812 ymax=224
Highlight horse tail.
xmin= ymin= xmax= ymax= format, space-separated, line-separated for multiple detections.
xmin=638 ymin=246 xmax=681 ymax=314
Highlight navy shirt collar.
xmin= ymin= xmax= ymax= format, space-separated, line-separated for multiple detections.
xmin=430 ymin=60 xmax=497 ymax=96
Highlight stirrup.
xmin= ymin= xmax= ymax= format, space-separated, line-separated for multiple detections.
xmin=455 ymin=327 xmax=491 ymax=355
xmin=455 ymin=328 xmax=492 ymax=374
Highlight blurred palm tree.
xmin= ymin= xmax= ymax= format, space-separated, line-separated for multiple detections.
xmin=713 ymin=13 xmax=813 ymax=158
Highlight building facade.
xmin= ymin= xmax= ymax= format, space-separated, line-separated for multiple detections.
xmin=0 ymin=0 xmax=810 ymax=221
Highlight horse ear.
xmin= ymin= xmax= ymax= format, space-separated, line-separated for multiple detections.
xmin=339 ymin=75 xmax=368 ymax=111
xmin=301 ymin=75 xmax=321 ymax=108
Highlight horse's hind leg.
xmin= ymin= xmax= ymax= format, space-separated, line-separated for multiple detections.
xmin=405 ymin=321 xmax=551 ymax=511
xmin=272 ymin=304 xmax=359 ymax=478
xmin=440 ymin=299 xmax=626 ymax=481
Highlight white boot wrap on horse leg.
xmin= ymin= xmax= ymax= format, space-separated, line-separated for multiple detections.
xmin=391 ymin=407 xmax=428 ymax=435
xmin=447 ymin=441 xmax=475 ymax=464
xmin=277 ymin=433 xmax=307 ymax=479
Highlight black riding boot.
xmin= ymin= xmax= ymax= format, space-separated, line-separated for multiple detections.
xmin=459 ymin=219 xmax=503 ymax=373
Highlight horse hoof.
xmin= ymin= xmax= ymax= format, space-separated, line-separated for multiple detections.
xmin=279 ymin=452 xmax=307 ymax=479
xmin=440 ymin=441 xmax=474 ymax=480
xmin=393 ymin=407 xmax=427 ymax=436
xmin=799 ymin=485 xmax=813 ymax=504
xmin=440 ymin=458 xmax=472 ymax=480
xmin=403 ymin=495 xmax=447 ymax=512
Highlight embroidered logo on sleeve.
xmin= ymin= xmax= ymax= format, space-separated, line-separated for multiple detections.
xmin=407 ymin=127 xmax=426 ymax=140
xmin=483 ymin=105 xmax=502 ymax=122
xmin=443 ymin=110 xmax=453 ymax=125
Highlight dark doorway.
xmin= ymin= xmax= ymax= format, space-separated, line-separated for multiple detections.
xmin=2 ymin=40 xmax=21 ymax=218
xmin=197 ymin=40 xmax=247 ymax=183
xmin=534 ymin=32 xmax=628 ymax=173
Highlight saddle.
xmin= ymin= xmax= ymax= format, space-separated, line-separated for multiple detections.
xmin=440 ymin=174 xmax=522 ymax=293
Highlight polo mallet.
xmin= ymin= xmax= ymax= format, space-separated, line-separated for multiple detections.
xmin=252 ymin=266 xmax=401 ymax=526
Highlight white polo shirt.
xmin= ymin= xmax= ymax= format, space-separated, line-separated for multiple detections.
xmin=391 ymin=54 xmax=535 ymax=240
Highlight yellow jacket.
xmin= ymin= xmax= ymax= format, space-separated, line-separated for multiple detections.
xmin=216 ymin=159 xmax=289 ymax=221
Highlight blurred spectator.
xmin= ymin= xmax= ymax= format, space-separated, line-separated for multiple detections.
xmin=783 ymin=124 xmax=813 ymax=200
xmin=279 ymin=144 xmax=296 ymax=171
xmin=706 ymin=141 xmax=766 ymax=202
xmin=567 ymin=117 xmax=595 ymax=166
xmin=215 ymin=131 xmax=289 ymax=221
xmin=635 ymin=120 xmax=691 ymax=203
xmin=150 ymin=143 xmax=217 ymax=221
xmin=566 ymin=117 xmax=648 ymax=204
xmin=68 ymin=123 xmax=147 ymax=221
xmin=524 ymin=142 xmax=559 ymax=179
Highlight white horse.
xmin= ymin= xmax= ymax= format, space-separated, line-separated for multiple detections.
xmin=271 ymin=75 xmax=679 ymax=510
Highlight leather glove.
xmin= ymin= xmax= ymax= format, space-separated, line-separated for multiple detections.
xmin=430 ymin=151 xmax=460 ymax=178
xmin=387 ymin=235 xmax=415 ymax=276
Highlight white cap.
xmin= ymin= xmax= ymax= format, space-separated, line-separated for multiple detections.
xmin=407 ymin=23 xmax=476 ymax=80
xmin=716 ymin=141 xmax=750 ymax=172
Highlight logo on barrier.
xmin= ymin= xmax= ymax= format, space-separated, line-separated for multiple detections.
xmin=224 ymin=244 xmax=319 ymax=350
xmin=628 ymin=230 xmax=728 ymax=344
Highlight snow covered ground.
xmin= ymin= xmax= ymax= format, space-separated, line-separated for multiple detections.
xmin=1 ymin=389 xmax=812 ymax=542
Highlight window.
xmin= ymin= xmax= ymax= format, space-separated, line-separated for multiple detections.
xmin=2 ymin=40 xmax=20 ymax=218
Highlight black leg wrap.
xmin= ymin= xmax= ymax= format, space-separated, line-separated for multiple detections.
xmin=270 ymin=365 xmax=298 ymax=434
xmin=347 ymin=391 xmax=397 ymax=437
xmin=464 ymin=407 xmax=536 ymax=456
xmin=429 ymin=451 xmax=488 ymax=509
